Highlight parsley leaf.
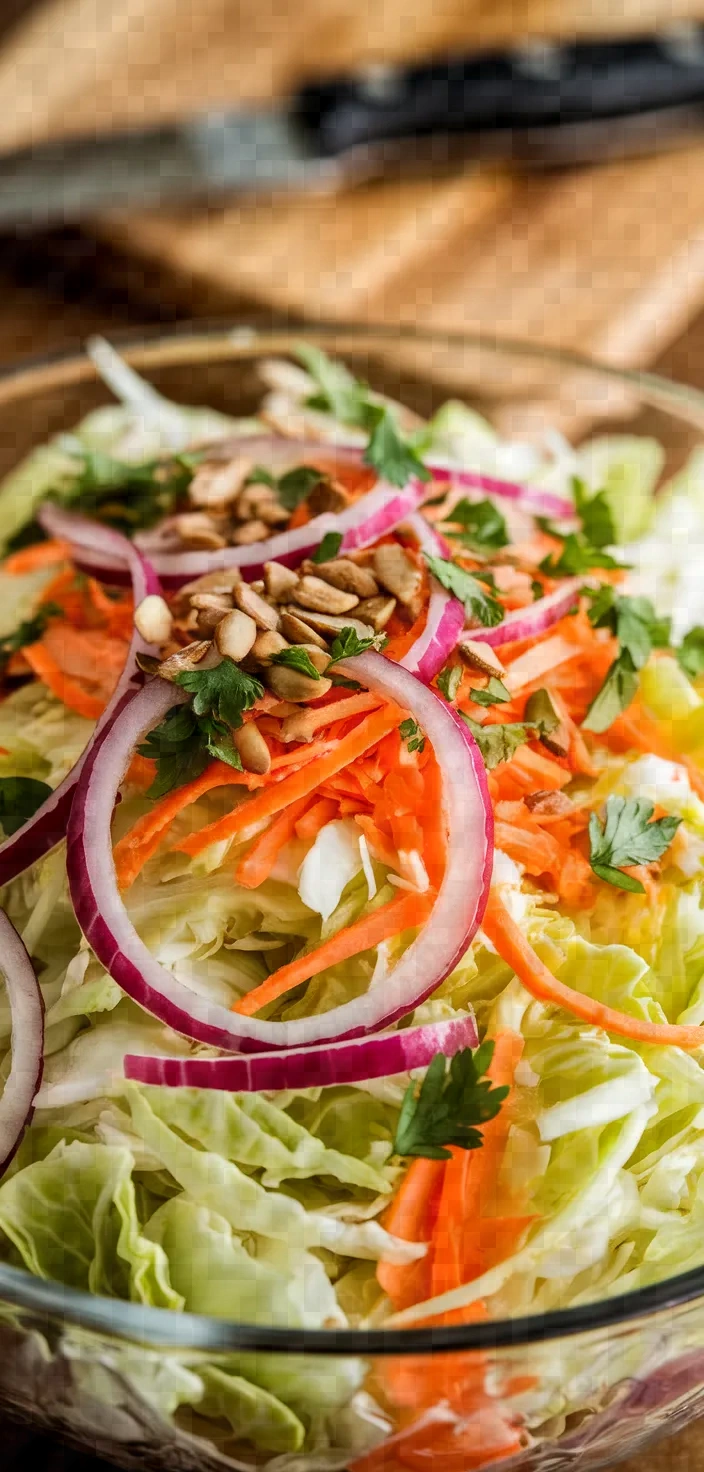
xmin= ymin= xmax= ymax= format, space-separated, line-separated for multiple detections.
xmin=524 ymin=688 xmax=560 ymax=732
xmin=678 ymin=625 xmax=704 ymax=681
xmin=65 ymin=446 xmax=199 ymax=534
xmin=0 ymin=601 xmax=63 ymax=673
xmin=270 ymin=646 xmax=322 ymax=680
xmin=0 ymin=776 xmax=53 ymax=836
xmin=399 ymin=717 xmax=425 ymax=753
xmin=437 ymin=663 xmax=462 ymax=702
xmin=470 ymin=676 xmax=511 ymax=708
xmin=582 ymin=649 xmax=639 ymax=734
xmin=423 ymin=553 xmax=504 ymax=628
xmin=588 ymin=796 xmax=681 ymax=893
xmin=174 ymin=659 xmax=264 ymax=730
xmin=312 ymin=530 xmax=343 ymax=564
xmin=539 ymin=533 xmax=625 ymax=578
xmin=461 ymin=714 xmax=540 ymax=770
xmin=363 ymin=403 xmax=430 ymax=487
xmin=573 ymin=476 xmax=617 ymax=550
xmin=587 ymin=587 xmax=669 ymax=670
xmin=394 ymin=1043 xmax=509 ymax=1160
xmin=295 ymin=343 xmax=430 ymax=488
xmin=276 ymin=466 xmax=327 ymax=512
xmin=531 ymin=579 xmax=544 ymax=601
xmin=446 ymin=498 xmax=509 ymax=552
xmin=327 ymin=626 xmax=386 ymax=665
xmin=137 ymin=705 xmax=212 ymax=799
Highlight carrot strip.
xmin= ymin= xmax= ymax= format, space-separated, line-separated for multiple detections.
xmin=280 ymin=691 xmax=382 ymax=741
xmin=23 ymin=642 xmax=104 ymax=720
xmin=377 ymin=1158 xmax=446 ymax=1311
xmin=355 ymin=814 xmax=398 ymax=870
xmin=113 ymin=761 xmax=262 ymax=891
xmin=483 ymin=892 xmax=704 ymax=1049
xmin=177 ymin=703 xmax=403 ymax=858
xmin=235 ymin=796 xmax=312 ymax=889
xmin=3 ymin=539 xmax=70 ymax=574
xmin=504 ymin=633 xmax=583 ymax=693
xmin=232 ymin=887 xmax=435 ymax=1017
xmin=295 ymin=796 xmax=338 ymax=840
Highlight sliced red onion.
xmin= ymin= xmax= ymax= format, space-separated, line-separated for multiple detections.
xmin=124 ymin=1014 xmax=478 ymax=1091
xmin=426 ymin=464 xmax=574 ymax=520
xmin=67 ymin=652 xmax=493 ymax=1052
xmin=41 ymin=436 xmax=428 ymax=590
xmin=477 ymin=577 xmax=585 ymax=649
xmin=0 ymin=909 xmax=44 ymax=1174
xmin=0 ymin=515 xmax=160 ymax=886
xmin=401 ymin=512 xmax=465 ymax=683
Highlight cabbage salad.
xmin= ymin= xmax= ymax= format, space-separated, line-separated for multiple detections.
xmin=0 ymin=340 xmax=700 ymax=1465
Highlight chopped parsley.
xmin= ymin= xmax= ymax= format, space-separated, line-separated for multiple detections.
xmin=573 ymin=476 xmax=617 ymax=550
xmin=539 ymin=533 xmax=624 ymax=578
xmin=312 ymin=530 xmax=343 ymax=564
xmin=437 ymin=663 xmax=462 ymax=702
xmin=270 ymin=646 xmax=322 ymax=680
xmin=393 ymin=1043 xmax=509 ymax=1160
xmin=582 ymin=649 xmax=639 ymax=735
xmin=138 ymin=706 xmax=212 ymax=798
xmin=588 ymin=796 xmax=681 ymax=893
xmin=327 ymin=626 xmax=386 ymax=665
xmin=469 ymin=675 xmax=511 ymax=708
xmin=63 ymin=445 xmax=199 ymax=534
xmin=460 ymin=714 xmax=541 ymax=770
xmin=581 ymin=589 xmax=671 ymax=734
xmin=295 ymin=343 xmax=430 ymax=488
xmin=174 ymin=659 xmax=263 ymax=730
xmin=678 ymin=625 xmax=704 ymax=681
xmin=445 ymin=497 xmax=509 ymax=553
xmin=246 ymin=463 xmax=327 ymax=513
xmin=0 ymin=776 xmax=53 ymax=836
xmin=399 ymin=717 xmax=425 ymax=753
xmin=423 ymin=554 xmax=504 ymax=628
xmin=0 ymin=602 xmax=63 ymax=673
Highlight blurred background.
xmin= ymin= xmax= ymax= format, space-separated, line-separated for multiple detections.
xmin=2 ymin=0 xmax=704 ymax=397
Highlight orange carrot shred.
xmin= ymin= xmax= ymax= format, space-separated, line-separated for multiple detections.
xmin=235 ymin=796 xmax=312 ymax=889
xmin=232 ymin=887 xmax=434 ymax=1017
xmin=3 ymin=539 xmax=70 ymax=575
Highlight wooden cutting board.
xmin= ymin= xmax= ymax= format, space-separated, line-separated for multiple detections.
xmin=2 ymin=0 xmax=704 ymax=374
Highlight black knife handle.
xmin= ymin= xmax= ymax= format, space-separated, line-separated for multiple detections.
xmin=294 ymin=28 xmax=704 ymax=156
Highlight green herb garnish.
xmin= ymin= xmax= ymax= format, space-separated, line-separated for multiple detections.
xmin=446 ymin=498 xmax=509 ymax=552
xmin=327 ymin=626 xmax=386 ymax=666
xmin=312 ymin=530 xmax=344 ymax=564
xmin=393 ymin=1043 xmax=509 ymax=1160
xmin=678 ymin=625 xmax=704 ymax=681
xmin=0 ymin=602 xmax=63 ymax=673
xmin=0 ymin=776 xmax=53 ymax=836
xmin=436 ymin=663 xmax=463 ymax=702
xmin=588 ymin=796 xmax=681 ymax=894
xmin=174 ymin=659 xmax=264 ymax=730
xmin=469 ymin=675 xmax=511 ymax=708
xmin=295 ymin=343 xmax=430 ymax=488
xmin=423 ymin=554 xmax=504 ymax=628
xmin=460 ymin=714 xmax=540 ymax=770
xmin=399 ymin=717 xmax=425 ymax=753
xmin=270 ymin=647 xmax=322 ymax=680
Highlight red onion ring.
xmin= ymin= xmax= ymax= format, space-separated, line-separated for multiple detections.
xmin=0 ymin=909 xmax=44 ymax=1174
xmin=477 ymin=577 xmax=585 ymax=649
xmin=67 ymin=652 xmax=493 ymax=1052
xmin=124 ymin=1014 xmax=478 ymax=1092
xmin=426 ymin=465 xmax=574 ymax=521
xmin=0 ymin=517 xmax=160 ymax=886
xmin=401 ymin=513 xmax=465 ymax=683
xmin=41 ymin=437 xmax=428 ymax=590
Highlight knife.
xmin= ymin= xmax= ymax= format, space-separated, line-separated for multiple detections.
xmin=3 ymin=24 xmax=704 ymax=227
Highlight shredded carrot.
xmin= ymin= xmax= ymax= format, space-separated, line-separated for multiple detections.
xmin=295 ymin=796 xmax=338 ymax=840
xmin=113 ymin=761 xmax=263 ymax=891
xmin=232 ymin=887 xmax=435 ymax=1017
xmin=124 ymin=754 xmax=157 ymax=792
xmin=377 ymin=1159 xmax=446 ymax=1311
xmin=23 ymin=642 xmax=104 ymax=720
xmin=280 ymin=691 xmax=382 ymax=741
xmin=355 ymin=814 xmax=398 ymax=870
xmin=235 ymin=795 xmax=312 ymax=889
xmin=3 ymin=539 xmax=70 ymax=574
xmin=177 ymin=703 xmax=403 ymax=858
xmin=483 ymin=892 xmax=704 ymax=1050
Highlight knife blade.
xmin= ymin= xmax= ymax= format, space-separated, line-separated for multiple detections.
xmin=3 ymin=25 xmax=704 ymax=227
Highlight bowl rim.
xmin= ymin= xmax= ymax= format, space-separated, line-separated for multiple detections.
xmin=5 ymin=316 xmax=704 ymax=1358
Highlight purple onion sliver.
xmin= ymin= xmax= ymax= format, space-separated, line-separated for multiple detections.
xmin=67 ymin=651 xmax=493 ymax=1052
xmin=426 ymin=465 xmax=574 ymax=520
xmin=0 ymin=909 xmax=44 ymax=1175
xmin=478 ymin=578 xmax=585 ymax=649
xmin=124 ymin=1014 xmax=478 ymax=1092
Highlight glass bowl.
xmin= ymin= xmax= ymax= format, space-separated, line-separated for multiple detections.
xmin=2 ymin=323 xmax=704 ymax=1472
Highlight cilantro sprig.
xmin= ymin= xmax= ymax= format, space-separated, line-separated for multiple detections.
xmin=588 ymin=796 xmax=681 ymax=893
xmin=62 ymin=444 xmax=200 ymax=534
xmin=327 ymin=626 xmax=387 ymax=665
xmin=312 ymin=530 xmax=343 ymax=564
xmin=461 ymin=715 xmax=542 ymax=770
xmin=139 ymin=661 xmax=265 ymax=798
xmin=469 ymin=676 xmax=511 ymax=708
xmin=394 ymin=1043 xmax=509 ymax=1160
xmin=437 ymin=663 xmax=462 ymax=702
xmin=295 ymin=344 xmax=430 ymax=488
xmin=270 ymin=647 xmax=322 ymax=680
xmin=175 ymin=660 xmax=264 ymax=730
xmin=444 ymin=498 xmax=509 ymax=553
xmin=582 ymin=589 xmax=670 ymax=734
xmin=678 ymin=626 xmax=704 ymax=681
xmin=246 ymin=463 xmax=327 ymax=513
xmin=423 ymin=553 xmax=504 ymax=628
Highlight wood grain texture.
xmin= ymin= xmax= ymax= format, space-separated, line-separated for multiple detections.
xmin=0 ymin=0 xmax=703 ymax=146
